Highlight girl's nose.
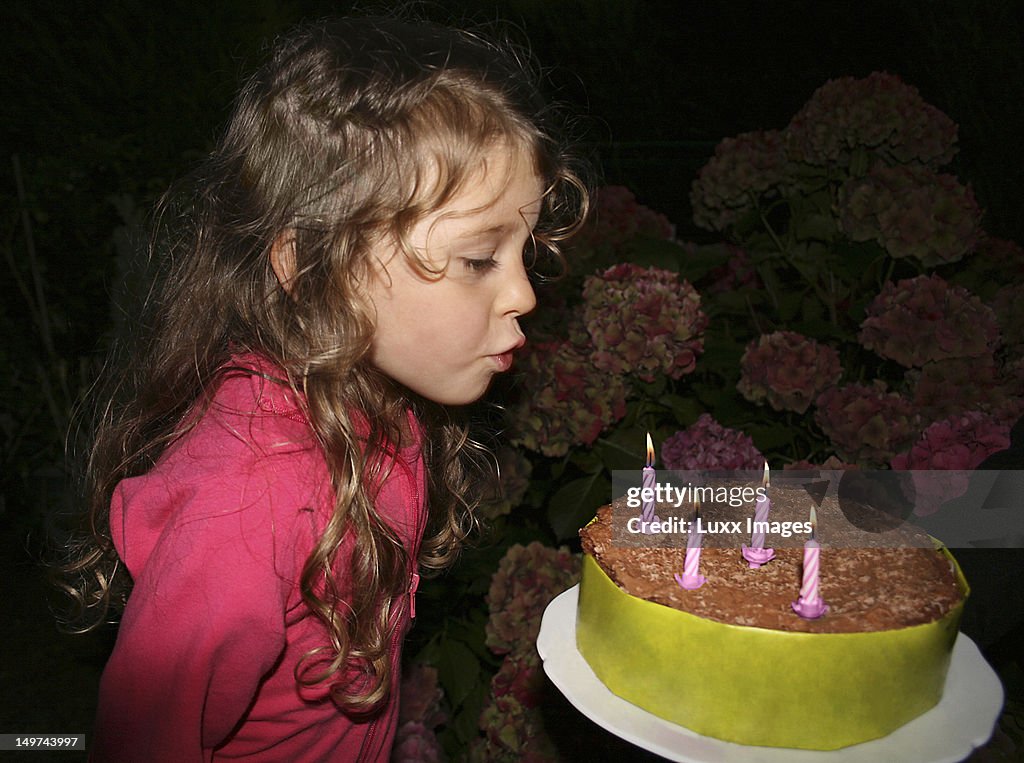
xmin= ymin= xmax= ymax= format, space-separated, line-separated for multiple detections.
xmin=502 ymin=258 xmax=537 ymax=318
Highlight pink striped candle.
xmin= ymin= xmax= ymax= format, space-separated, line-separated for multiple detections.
xmin=742 ymin=461 xmax=775 ymax=568
xmin=792 ymin=506 xmax=829 ymax=619
xmin=640 ymin=433 xmax=659 ymax=532
xmin=675 ymin=499 xmax=706 ymax=590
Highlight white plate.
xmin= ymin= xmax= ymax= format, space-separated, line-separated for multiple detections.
xmin=537 ymin=585 xmax=1003 ymax=763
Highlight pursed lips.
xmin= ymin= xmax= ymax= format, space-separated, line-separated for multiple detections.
xmin=489 ymin=337 xmax=526 ymax=371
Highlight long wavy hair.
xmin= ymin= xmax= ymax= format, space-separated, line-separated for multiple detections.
xmin=61 ymin=15 xmax=588 ymax=713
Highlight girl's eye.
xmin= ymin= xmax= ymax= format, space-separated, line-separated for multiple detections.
xmin=462 ymin=255 xmax=499 ymax=274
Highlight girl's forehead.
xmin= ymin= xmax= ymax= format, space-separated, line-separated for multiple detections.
xmin=410 ymin=153 xmax=543 ymax=254
xmin=433 ymin=145 xmax=543 ymax=219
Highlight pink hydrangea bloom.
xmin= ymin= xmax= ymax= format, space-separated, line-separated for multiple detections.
xmin=992 ymin=283 xmax=1024 ymax=358
xmin=479 ymin=447 xmax=533 ymax=520
xmin=859 ymin=274 xmax=1000 ymax=367
xmin=510 ymin=338 xmax=628 ymax=457
xmin=661 ymin=414 xmax=764 ymax=471
xmin=705 ymin=243 xmax=760 ymax=294
xmin=484 ymin=542 xmax=580 ymax=656
xmin=737 ymin=331 xmax=843 ymax=413
xmin=582 ymin=264 xmax=707 ymax=382
xmin=891 ymin=411 xmax=1011 ymax=514
xmin=908 ymin=356 xmax=1001 ymax=422
xmin=470 ymin=688 xmax=558 ymax=763
xmin=690 ymin=130 xmax=789 ymax=231
xmin=814 ymin=382 xmax=918 ymax=465
xmin=569 ymin=185 xmax=674 ymax=255
xmin=892 ymin=411 xmax=1011 ymax=472
xmin=491 ymin=649 xmax=545 ymax=710
xmin=971 ymin=235 xmax=1024 ymax=281
xmin=398 ymin=664 xmax=446 ymax=729
xmin=993 ymin=358 xmax=1024 ymax=426
xmin=786 ymin=72 xmax=958 ymax=169
xmin=392 ymin=721 xmax=445 ymax=763
xmin=838 ymin=164 xmax=982 ymax=267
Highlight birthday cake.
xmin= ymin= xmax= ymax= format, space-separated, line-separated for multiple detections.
xmin=576 ymin=480 xmax=968 ymax=750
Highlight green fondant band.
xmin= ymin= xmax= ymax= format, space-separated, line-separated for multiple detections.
xmin=577 ymin=549 xmax=967 ymax=750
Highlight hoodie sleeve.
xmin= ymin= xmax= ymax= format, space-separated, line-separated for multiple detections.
xmin=91 ymin=426 xmax=325 ymax=761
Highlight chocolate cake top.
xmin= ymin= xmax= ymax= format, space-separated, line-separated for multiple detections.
xmin=580 ymin=485 xmax=964 ymax=634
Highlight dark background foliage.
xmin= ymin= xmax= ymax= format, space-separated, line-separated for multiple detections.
xmin=1 ymin=0 xmax=1021 ymax=758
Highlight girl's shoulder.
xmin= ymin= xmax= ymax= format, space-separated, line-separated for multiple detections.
xmin=199 ymin=352 xmax=317 ymax=454
xmin=151 ymin=352 xmax=327 ymax=506
xmin=111 ymin=353 xmax=332 ymax=578
xmin=214 ymin=352 xmax=309 ymax=422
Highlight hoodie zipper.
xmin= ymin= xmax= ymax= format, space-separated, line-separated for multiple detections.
xmin=357 ymin=437 xmax=424 ymax=762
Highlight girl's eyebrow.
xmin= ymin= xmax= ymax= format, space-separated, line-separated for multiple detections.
xmin=452 ymin=223 xmax=515 ymax=241
xmin=453 ymin=208 xmax=541 ymax=241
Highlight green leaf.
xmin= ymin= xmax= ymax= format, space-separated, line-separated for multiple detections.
xmin=447 ymin=679 xmax=489 ymax=752
xmin=677 ymin=242 xmax=732 ymax=282
xmin=792 ymin=212 xmax=837 ymax=242
xmin=800 ymin=294 xmax=825 ymax=324
xmin=622 ymin=236 xmax=686 ymax=272
xmin=776 ymin=290 xmax=804 ymax=322
xmin=748 ymin=424 xmax=795 ymax=450
xmin=547 ymin=472 xmax=611 ymax=541
xmin=831 ymin=239 xmax=886 ymax=283
xmin=445 ymin=612 xmax=489 ymax=656
xmin=437 ymin=638 xmax=481 ymax=709
xmin=705 ymin=288 xmax=760 ymax=317
xmin=662 ymin=393 xmax=703 ymax=425
xmin=699 ymin=338 xmax=746 ymax=369
xmin=595 ymin=426 xmax=647 ymax=471
xmin=692 ymin=381 xmax=736 ymax=411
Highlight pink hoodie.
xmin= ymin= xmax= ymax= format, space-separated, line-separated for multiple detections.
xmin=92 ymin=356 xmax=426 ymax=762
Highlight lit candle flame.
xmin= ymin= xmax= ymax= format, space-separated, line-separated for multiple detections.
xmin=646 ymin=432 xmax=655 ymax=468
xmin=762 ymin=460 xmax=770 ymax=489
xmin=810 ymin=505 xmax=817 ymax=540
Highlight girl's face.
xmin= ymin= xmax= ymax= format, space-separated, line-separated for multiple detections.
xmin=366 ymin=147 xmax=542 ymax=406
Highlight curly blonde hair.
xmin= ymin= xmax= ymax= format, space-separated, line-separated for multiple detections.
xmin=62 ymin=14 xmax=588 ymax=713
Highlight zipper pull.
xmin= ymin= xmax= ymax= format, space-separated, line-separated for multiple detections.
xmin=408 ymin=571 xmax=420 ymax=619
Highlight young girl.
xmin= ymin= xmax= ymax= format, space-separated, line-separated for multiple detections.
xmin=66 ymin=15 xmax=586 ymax=761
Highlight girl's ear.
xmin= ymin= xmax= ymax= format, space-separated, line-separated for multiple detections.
xmin=270 ymin=231 xmax=297 ymax=294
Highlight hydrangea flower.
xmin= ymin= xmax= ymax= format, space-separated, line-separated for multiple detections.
xmin=814 ymin=382 xmax=918 ymax=465
xmin=705 ymin=243 xmax=760 ymax=294
xmin=484 ymin=542 xmax=580 ymax=656
xmin=786 ymin=72 xmax=958 ymax=169
xmin=491 ymin=649 xmax=545 ymax=710
xmin=837 ymin=164 xmax=982 ymax=266
xmin=858 ymin=274 xmax=1000 ymax=367
xmin=737 ymin=331 xmax=843 ymax=414
xmin=992 ymin=283 xmax=1024 ymax=360
xmin=892 ymin=411 xmax=1011 ymax=471
xmin=970 ymin=235 xmax=1024 ymax=282
xmin=473 ymin=550 xmax=573 ymax=763
xmin=478 ymin=447 xmax=533 ymax=520
xmin=398 ymin=664 xmax=446 ymax=729
xmin=661 ymin=413 xmax=764 ymax=471
xmin=469 ymin=686 xmax=558 ymax=763
xmin=510 ymin=338 xmax=628 ymax=457
xmin=994 ymin=358 xmax=1024 ymax=426
xmin=908 ymin=356 xmax=1001 ymax=422
xmin=582 ymin=264 xmax=707 ymax=382
xmin=392 ymin=722 xmax=445 ymax=763
xmin=690 ymin=130 xmax=788 ymax=231
xmin=393 ymin=664 xmax=447 ymax=762
xmin=891 ymin=411 xmax=1011 ymax=514
xmin=569 ymin=185 xmax=675 ymax=256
